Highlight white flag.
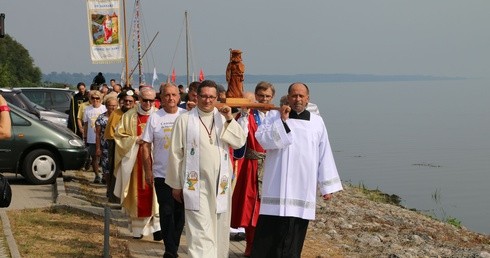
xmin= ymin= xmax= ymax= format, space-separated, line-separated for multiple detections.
xmin=152 ymin=67 xmax=158 ymax=88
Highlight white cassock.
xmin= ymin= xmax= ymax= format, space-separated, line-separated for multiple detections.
xmin=166 ymin=107 xmax=246 ymax=258
xmin=255 ymin=110 xmax=343 ymax=220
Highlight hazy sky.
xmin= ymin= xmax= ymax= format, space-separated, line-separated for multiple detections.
xmin=2 ymin=1 xmax=489 ymax=78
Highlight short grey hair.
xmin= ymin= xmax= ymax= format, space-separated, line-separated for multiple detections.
xmin=139 ymin=86 xmax=156 ymax=97
xmin=159 ymin=82 xmax=178 ymax=94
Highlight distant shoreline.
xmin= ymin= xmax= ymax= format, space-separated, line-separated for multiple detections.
xmin=42 ymin=72 xmax=467 ymax=87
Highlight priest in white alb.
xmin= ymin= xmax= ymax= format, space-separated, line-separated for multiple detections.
xmin=165 ymin=80 xmax=247 ymax=258
xmin=251 ymin=82 xmax=343 ymax=258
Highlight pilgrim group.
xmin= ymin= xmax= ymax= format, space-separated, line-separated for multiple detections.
xmin=71 ymin=76 xmax=342 ymax=258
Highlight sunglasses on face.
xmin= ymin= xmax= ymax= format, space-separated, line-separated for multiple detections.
xmin=141 ymin=98 xmax=155 ymax=103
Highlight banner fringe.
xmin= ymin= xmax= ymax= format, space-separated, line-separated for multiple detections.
xmin=92 ymin=59 xmax=124 ymax=65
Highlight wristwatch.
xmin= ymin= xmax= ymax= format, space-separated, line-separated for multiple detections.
xmin=0 ymin=105 xmax=10 ymax=112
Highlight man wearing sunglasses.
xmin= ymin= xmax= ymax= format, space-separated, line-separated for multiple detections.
xmin=105 ymin=89 xmax=137 ymax=203
xmin=114 ymin=87 xmax=161 ymax=240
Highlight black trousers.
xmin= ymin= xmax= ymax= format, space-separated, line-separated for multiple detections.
xmin=106 ymin=140 xmax=119 ymax=203
xmin=154 ymin=178 xmax=185 ymax=255
xmin=251 ymin=215 xmax=309 ymax=258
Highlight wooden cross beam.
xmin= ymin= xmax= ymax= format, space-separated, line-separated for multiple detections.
xmin=214 ymin=98 xmax=280 ymax=110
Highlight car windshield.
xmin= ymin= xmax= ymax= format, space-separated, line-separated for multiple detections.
xmin=8 ymin=102 xmax=41 ymax=120
xmin=16 ymin=92 xmax=49 ymax=111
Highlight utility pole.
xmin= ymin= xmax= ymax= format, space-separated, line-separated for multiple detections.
xmin=0 ymin=13 xmax=5 ymax=38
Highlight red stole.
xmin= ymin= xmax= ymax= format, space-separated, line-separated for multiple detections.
xmin=136 ymin=113 xmax=152 ymax=217
xmin=231 ymin=110 xmax=265 ymax=228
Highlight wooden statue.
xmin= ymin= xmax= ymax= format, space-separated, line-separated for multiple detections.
xmin=226 ymin=49 xmax=245 ymax=98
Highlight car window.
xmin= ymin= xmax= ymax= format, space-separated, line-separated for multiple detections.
xmin=23 ymin=91 xmax=48 ymax=106
xmin=16 ymin=93 xmax=40 ymax=110
xmin=10 ymin=110 xmax=31 ymax=126
xmin=53 ymin=92 xmax=69 ymax=104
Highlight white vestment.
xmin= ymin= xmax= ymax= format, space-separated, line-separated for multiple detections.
xmin=255 ymin=110 xmax=343 ymax=220
xmin=166 ymin=107 xmax=247 ymax=258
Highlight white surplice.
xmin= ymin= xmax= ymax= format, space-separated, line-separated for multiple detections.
xmin=166 ymin=107 xmax=246 ymax=258
xmin=255 ymin=110 xmax=343 ymax=220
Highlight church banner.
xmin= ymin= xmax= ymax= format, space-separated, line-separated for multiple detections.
xmin=86 ymin=0 xmax=123 ymax=64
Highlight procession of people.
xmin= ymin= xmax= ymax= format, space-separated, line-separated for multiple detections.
xmin=64 ymin=69 xmax=342 ymax=258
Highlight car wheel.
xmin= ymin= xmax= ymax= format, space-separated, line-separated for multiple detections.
xmin=22 ymin=149 xmax=61 ymax=185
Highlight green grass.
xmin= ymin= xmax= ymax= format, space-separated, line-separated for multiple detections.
xmin=356 ymin=181 xmax=402 ymax=206
xmin=7 ymin=206 xmax=130 ymax=257
xmin=446 ymin=217 xmax=462 ymax=228
xmin=352 ymin=182 xmax=463 ymax=228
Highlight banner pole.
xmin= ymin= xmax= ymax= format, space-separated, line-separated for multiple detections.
xmin=122 ymin=0 xmax=129 ymax=86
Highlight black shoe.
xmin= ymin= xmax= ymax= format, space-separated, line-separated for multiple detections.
xmin=237 ymin=232 xmax=246 ymax=241
xmin=163 ymin=251 xmax=178 ymax=258
xmin=93 ymin=176 xmax=101 ymax=184
xmin=108 ymin=195 xmax=120 ymax=204
xmin=84 ymin=160 xmax=91 ymax=171
xmin=230 ymin=232 xmax=246 ymax=241
xmin=153 ymin=230 xmax=163 ymax=241
xmin=132 ymin=235 xmax=143 ymax=239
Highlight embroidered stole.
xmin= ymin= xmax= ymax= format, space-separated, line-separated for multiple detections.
xmin=184 ymin=108 xmax=230 ymax=213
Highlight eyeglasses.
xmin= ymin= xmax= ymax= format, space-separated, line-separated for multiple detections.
xmin=199 ymin=95 xmax=217 ymax=100
xmin=123 ymin=99 xmax=134 ymax=103
xmin=141 ymin=98 xmax=155 ymax=103
xmin=91 ymin=97 xmax=101 ymax=100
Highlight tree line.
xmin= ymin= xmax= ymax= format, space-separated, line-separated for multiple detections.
xmin=0 ymin=34 xmax=41 ymax=87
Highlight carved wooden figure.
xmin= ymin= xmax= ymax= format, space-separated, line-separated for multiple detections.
xmin=226 ymin=49 xmax=245 ymax=98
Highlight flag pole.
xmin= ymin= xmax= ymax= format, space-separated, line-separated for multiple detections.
xmin=185 ymin=10 xmax=189 ymax=87
xmin=122 ymin=0 xmax=130 ymax=86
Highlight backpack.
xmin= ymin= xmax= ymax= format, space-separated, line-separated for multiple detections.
xmin=0 ymin=174 xmax=12 ymax=208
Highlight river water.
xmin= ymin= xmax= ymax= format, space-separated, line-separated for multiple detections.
xmin=245 ymin=79 xmax=490 ymax=234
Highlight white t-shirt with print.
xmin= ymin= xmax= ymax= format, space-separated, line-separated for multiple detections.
xmin=83 ymin=105 xmax=107 ymax=144
xmin=141 ymin=107 xmax=186 ymax=178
